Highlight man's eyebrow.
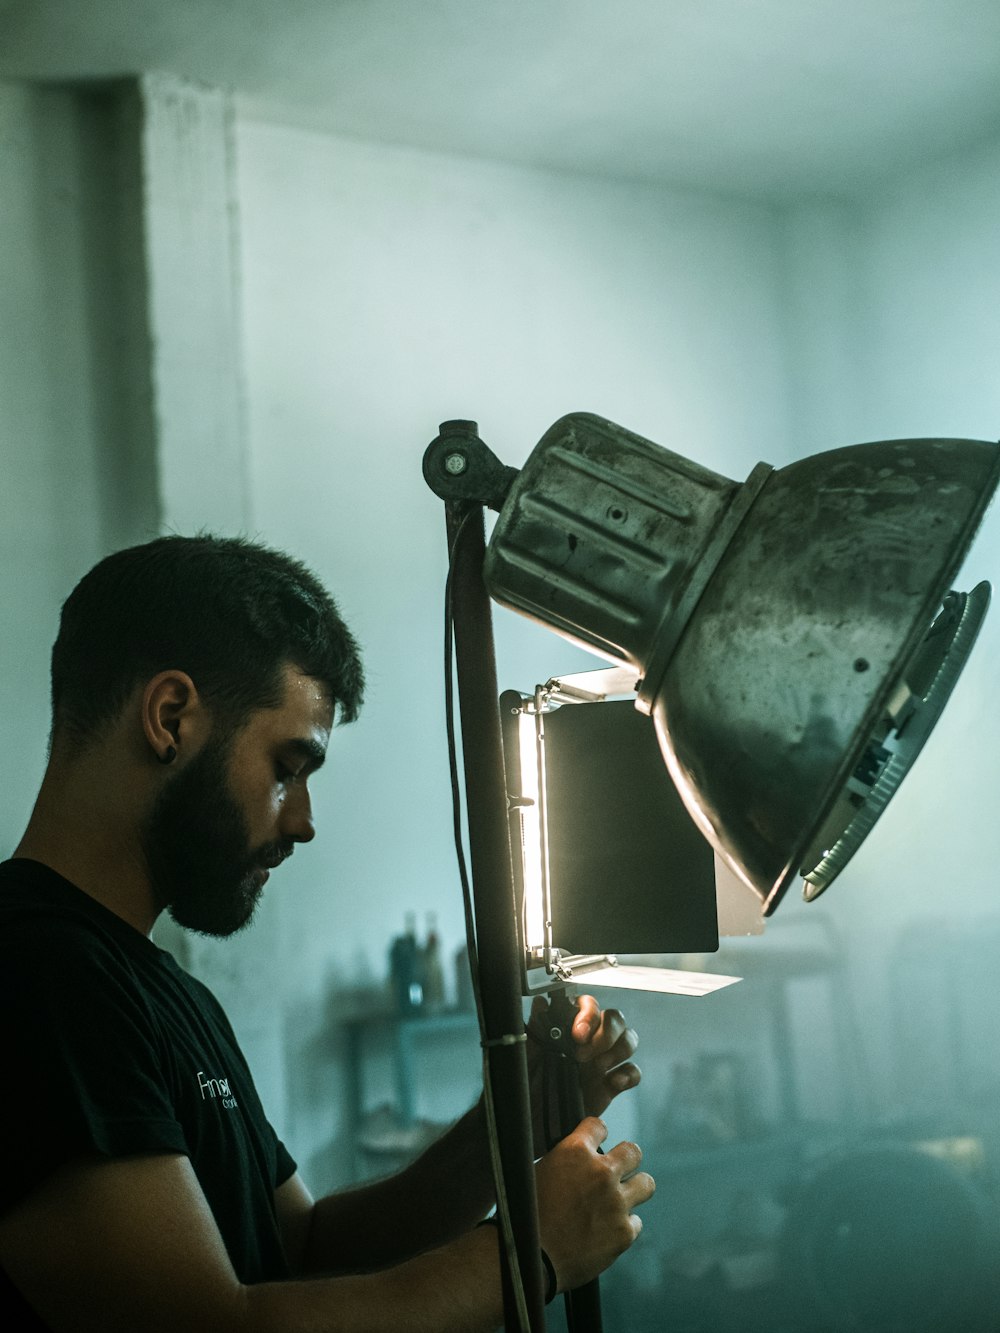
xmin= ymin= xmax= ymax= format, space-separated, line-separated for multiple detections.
xmin=283 ymin=737 xmax=327 ymax=770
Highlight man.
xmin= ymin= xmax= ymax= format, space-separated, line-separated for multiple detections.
xmin=0 ymin=534 xmax=654 ymax=1332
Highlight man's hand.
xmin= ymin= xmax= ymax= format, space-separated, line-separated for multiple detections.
xmin=534 ymin=1116 xmax=655 ymax=1293
xmin=526 ymin=993 xmax=640 ymax=1153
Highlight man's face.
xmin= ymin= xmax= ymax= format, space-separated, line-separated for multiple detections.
xmin=143 ymin=667 xmax=333 ymax=937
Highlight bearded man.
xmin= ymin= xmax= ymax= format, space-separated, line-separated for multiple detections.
xmin=0 ymin=534 xmax=653 ymax=1332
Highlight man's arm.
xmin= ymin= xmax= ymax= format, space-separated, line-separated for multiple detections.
xmin=280 ymin=994 xmax=641 ymax=1277
xmin=276 ymin=1101 xmax=495 ymax=1276
xmin=0 ymin=1127 xmax=652 ymax=1333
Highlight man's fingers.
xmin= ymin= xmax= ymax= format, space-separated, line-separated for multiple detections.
xmin=606 ymin=1061 xmax=641 ymax=1094
xmin=571 ymin=994 xmax=601 ymax=1042
xmin=573 ymin=1005 xmax=628 ymax=1063
xmin=590 ymin=1007 xmax=627 ymax=1051
xmin=605 ymin=1138 xmax=643 ymax=1178
xmin=529 ymin=994 xmax=602 ymax=1045
xmin=574 ymin=1116 xmax=609 ymax=1151
xmin=591 ymin=1025 xmax=639 ymax=1074
xmin=623 ymin=1170 xmax=656 ymax=1209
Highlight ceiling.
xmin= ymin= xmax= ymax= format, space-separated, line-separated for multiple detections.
xmin=3 ymin=0 xmax=1000 ymax=199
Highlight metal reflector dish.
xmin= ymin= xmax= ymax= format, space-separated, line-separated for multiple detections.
xmin=800 ymin=581 xmax=990 ymax=899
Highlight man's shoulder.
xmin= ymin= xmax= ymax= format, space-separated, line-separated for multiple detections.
xmin=0 ymin=858 xmax=155 ymax=979
xmin=0 ymin=859 xmax=235 ymax=1042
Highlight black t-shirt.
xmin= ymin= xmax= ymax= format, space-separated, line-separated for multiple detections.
xmin=0 ymin=858 xmax=297 ymax=1325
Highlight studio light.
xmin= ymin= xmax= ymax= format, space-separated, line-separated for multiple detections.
xmin=482 ymin=413 xmax=999 ymax=914
xmin=498 ymin=671 xmax=743 ymax=998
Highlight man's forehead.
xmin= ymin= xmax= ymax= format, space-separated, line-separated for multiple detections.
xmin=266 ymin=666 xmax=334 ymax=739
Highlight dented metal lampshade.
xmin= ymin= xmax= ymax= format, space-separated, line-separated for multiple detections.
xmin=483 ymin=413 xmax=999 ymax=914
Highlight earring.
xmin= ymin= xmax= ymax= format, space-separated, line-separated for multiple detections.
xmin=158 ymin=745 xmax=177 ymax=766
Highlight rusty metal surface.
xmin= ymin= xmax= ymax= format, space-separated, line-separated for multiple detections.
xmin=484 ymin=412 xmax=744 ymax=666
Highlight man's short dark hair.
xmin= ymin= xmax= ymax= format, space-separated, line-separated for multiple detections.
xmin=51 ymin=534 xmax=365 ymax=747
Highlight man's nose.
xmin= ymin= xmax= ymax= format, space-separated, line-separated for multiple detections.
xmin=283 ymin=787 xmax=316 ymax=843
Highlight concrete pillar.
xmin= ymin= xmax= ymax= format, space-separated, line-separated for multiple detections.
xmin=137 ymin=72 xmax=253 ymax=537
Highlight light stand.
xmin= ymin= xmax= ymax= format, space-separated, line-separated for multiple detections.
xmin=429 ymin=420 xmax=548 ymax=1332
xmin=429 ymin=421 xmax=609 ymax=1332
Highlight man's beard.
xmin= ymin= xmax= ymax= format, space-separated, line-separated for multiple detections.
xmin=142 ymin=734 xmax=287 ymax=938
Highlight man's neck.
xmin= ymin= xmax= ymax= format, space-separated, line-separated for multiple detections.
xmin=14 ymin=759 xmax=161 ymax=936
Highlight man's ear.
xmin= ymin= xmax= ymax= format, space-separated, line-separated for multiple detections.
xmin=141 ymin=671 xmax=205 ymax=766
